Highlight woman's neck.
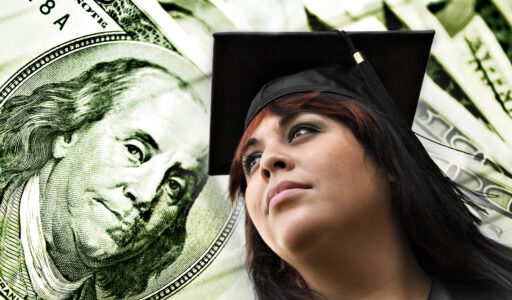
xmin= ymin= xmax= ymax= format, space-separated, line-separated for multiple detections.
xmin=288 ymin=210 xmax=431 ymax=300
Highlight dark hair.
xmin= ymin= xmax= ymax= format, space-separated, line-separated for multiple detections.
xmin=229 ymin=92 xmax=512 ymax=299
xmin=0 ymin=58 xmax=205 ymax=297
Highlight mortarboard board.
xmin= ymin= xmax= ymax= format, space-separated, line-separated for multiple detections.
xmin=208 ymin=31 xmax=434 ymax=175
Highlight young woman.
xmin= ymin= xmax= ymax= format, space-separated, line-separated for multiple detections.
xmin=209 ymin=31 xmax=512 ymax=299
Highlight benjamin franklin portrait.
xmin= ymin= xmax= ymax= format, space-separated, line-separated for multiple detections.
xmin=0 ymin=57 xmax=210 ymax=299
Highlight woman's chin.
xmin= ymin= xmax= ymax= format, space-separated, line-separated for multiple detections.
xmin=269 ymin=206 xmax=329 ymax=258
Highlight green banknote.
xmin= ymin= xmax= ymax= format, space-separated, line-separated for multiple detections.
xmin=303 ymin=0 xmax=383 ymax=29
xmin=429 ymin=0 xmax=512 ymax=120
xmin=414 ymin=78 xmax=512 ymax=217
xmin=0 ymin=1 xmax=248 ymax=299
xmin=386 ymin=0 xmax=512 ymax=145
xmin=385 ymin=0 xmax=512 ymax=245
xmin=2 ymin=0 xmax=512 ymax=298
xmin=476 ymin=0 xmax=512 ymax=60
xmin=414 ymin=77 xmax=512 ymax=177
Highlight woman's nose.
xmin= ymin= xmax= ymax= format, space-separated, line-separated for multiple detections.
xmin=259 ymin=146 xmax=294 ymax=180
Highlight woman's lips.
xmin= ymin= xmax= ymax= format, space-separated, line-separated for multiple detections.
xmin=267 ymin=181 xmax=311 ymax=210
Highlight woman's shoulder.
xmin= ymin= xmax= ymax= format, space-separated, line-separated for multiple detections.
xmin=429 ymin=277 xmax=512 ymax=300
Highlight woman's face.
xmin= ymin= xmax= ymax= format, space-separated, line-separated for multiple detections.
xmin=242 ymin=112 xmax=392 ymax=262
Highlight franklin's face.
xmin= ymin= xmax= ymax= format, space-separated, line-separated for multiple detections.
xmin=45 ymin=72 xmax=208 ymax=267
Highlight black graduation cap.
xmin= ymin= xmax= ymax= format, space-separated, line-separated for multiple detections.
xmin=209 ymin=30 xmax=434 ymax=175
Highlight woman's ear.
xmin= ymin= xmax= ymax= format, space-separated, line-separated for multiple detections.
xmin=53 ymin=133 xmax=79 ymax=158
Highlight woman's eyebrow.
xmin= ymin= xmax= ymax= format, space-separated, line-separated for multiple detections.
xmin=279 ymin=115 xmax=293 ymax=127
xmin=242 ymin=116 xmax=294 ymax=153
xmin=242 ymin=138 xmax=258 ymax=154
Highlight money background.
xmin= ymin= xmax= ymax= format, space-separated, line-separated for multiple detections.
xmin=1 ymin=0 xmax=512 ymax=299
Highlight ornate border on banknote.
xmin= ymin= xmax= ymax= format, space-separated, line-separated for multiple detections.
xmin=0 ymin=32 xmax=130 ymax=103
xmin=415 ymin=100 xmax=512 ymax=217
xmin=94 ymin=0 xmax=175 ymax=50
xmin=143 ymin=198 xmax=243 ymax=300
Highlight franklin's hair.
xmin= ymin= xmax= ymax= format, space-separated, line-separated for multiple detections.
xmin=229 ymin=92 xmax=512 ymax=300
xmin=0 ymin=58 xmax=204 ymax=297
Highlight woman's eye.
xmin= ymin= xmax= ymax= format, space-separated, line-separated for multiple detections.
xmin=124 ymin=141 xmax=146 ymax=163
xmin=167 ymin=176 xmax=186 ymax=200
xmin=242 ymin=153 xmax=261 ymax=175
xmin=288 ymin=123 xmax=319 ymax=142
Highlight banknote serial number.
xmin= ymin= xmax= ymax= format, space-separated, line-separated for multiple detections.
xmin=28 ymin=0 xmax=108 ymax=30
xmin=28 ymin=0 xmax=70 ymax=30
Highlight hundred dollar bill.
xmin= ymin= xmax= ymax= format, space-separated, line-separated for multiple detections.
xmin=386 ymin=0 xmax=512 ymax=145
xmin=423 ymin=134 xmax=512 ymax=214
xmin=415 ymin=77 xmax=512 ymax=173
xmin=419 ymin=142 xmax=512 ymax=244
xmin=0 ymin=1 xmax=248 ymax=299
xmin=414 ymin=77 xmax=512 ymax=244
xmin=413 ymin=92 xmax=512 ymax=241
xmin=383 ymin=3 xmax=504 ymax=137
xmin=429 ymin=1 xmax=512 ymax=119
xmin=383 ymin=2 xmax=512 ymax=239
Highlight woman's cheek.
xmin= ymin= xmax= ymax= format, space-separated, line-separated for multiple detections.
xmin=245 ymin=182 xmax=266 ymax=222
xmin=245 ymin=187 xmax=257 ymax=216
